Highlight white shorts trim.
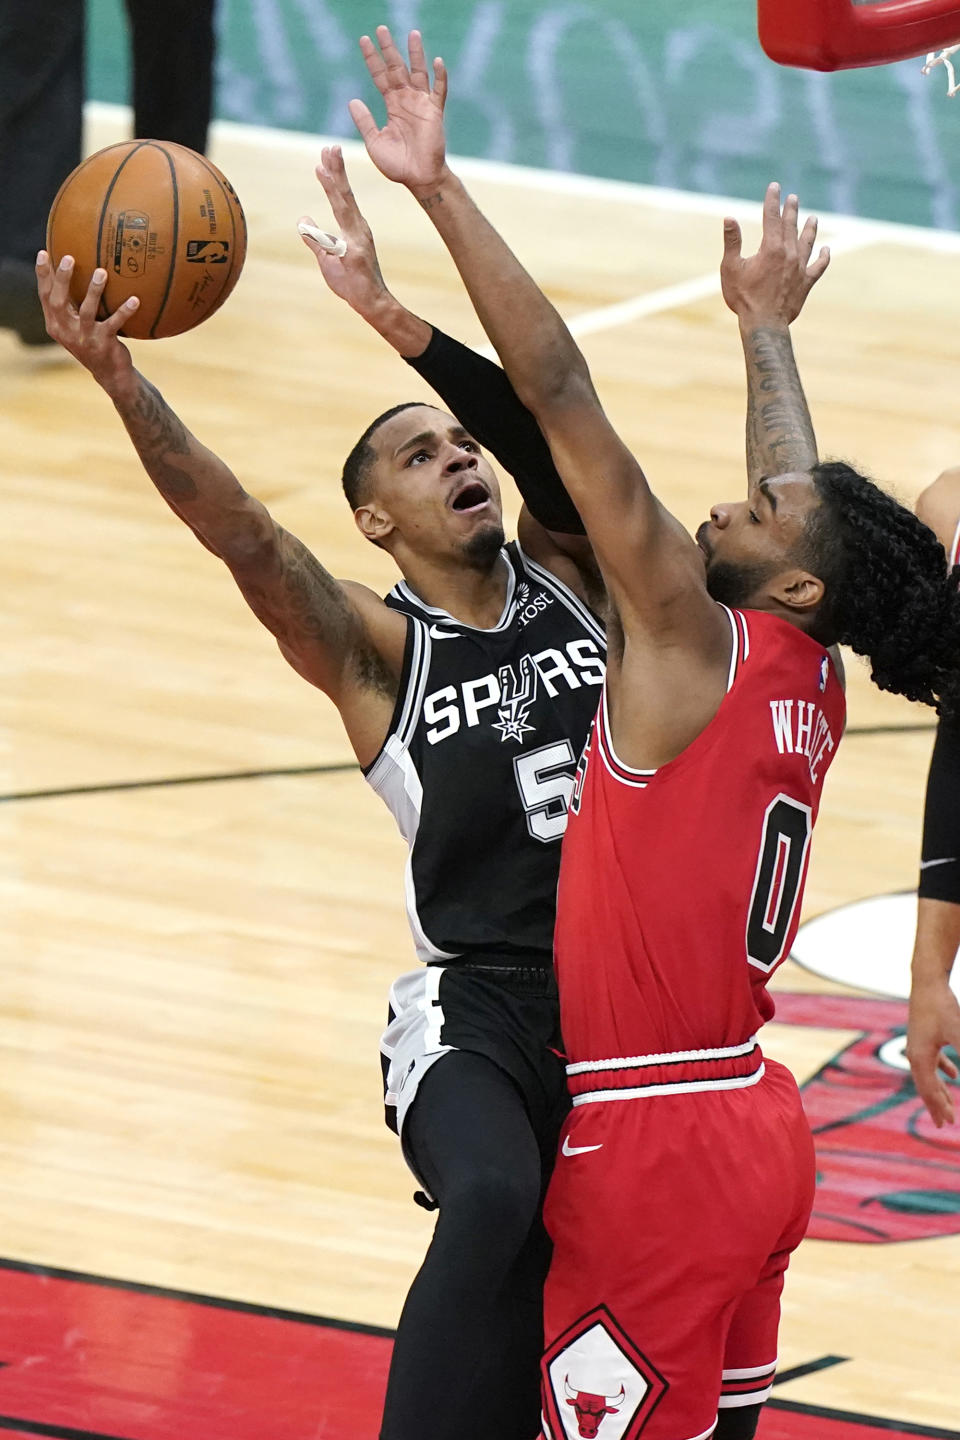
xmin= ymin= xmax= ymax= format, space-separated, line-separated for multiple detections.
xmin=567 ymin=1036 xmax=759 ymax=1075
xmin=571 ymin=1063 xmax=765 ymax=1105
xmin=722 ymin=1359 xmax=777 ymax=1380
xmin=380 ymin=967 xmax=453 ymax=1138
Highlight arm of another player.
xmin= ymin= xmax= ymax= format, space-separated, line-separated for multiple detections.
xmin=350 ymin=30 xmax=718 ymax=650
xmin=720 ymin=183 xmax=829 ymax=488
xmin=36 ymin=252 xmax=404 ymax=758
xmin=908 ymin=482 xmax=960 ymax=1125
xmin=910 ymin=818 xmax=960 ymax=1125
xmin=300 ymin=145 xmax=597 ymax=597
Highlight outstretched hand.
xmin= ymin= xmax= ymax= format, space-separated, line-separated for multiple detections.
xmin=908 ymin=978 xmax=960 ymax=1127
xmin=36 ymin=251 xmax=138 ymax=393
xmin=721 ymin=182 xmax=830 ymax=327
xmin=299 ymin=145 xmax=392 ymax=318
xmin=349 ymin=26 xmax=448 ymax=193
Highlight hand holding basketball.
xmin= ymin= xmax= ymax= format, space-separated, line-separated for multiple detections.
xmin=37 ymin=251 xmax=137 ymax=393
xmin=350 ymin=27 xmax=448 ymax=194
xmin=721 ymin=181 xmax=831 ymax=326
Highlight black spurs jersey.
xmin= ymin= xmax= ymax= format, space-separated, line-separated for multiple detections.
xmin=365 ymin=543 xmax=606 ymax=964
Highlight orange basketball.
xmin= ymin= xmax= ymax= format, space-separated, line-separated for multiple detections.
xmin=46 ymin=140 xmax=247 ymax=339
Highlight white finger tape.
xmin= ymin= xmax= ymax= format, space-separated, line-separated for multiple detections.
xmin=297 ymin=222 xmax=348 ymax=257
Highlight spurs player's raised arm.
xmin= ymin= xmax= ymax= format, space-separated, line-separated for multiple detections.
xmin=908 ymin=471 xmax=960 ymax=1125
xmin=36 ymin=251 xmax=405 ymax=765
xmin=299 ymin=144 xmax=601 ymax=611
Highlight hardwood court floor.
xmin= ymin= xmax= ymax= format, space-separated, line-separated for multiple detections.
xmin=0 ymin=105 xmax=958 ymax=1431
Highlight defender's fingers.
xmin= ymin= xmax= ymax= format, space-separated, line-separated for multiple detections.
xmin=783 ymin=192 xmax=800 ymax=246
xmin=761 ymin=181 xmax=782 ymax=237
xmin=102 ymin=294 xmax=140 ymax=337
xmin=408 ymin=30 xmax=430 ymax=91
xmin=348 ymin=97 xmax=379 ymax=145
xmin=315 ymin=154 xmax=361 ymax=227
xmin=78 ymin=267 xmax=108 ymax=324
xmin=359 ymin=34 xmax=390 ymax=96
xmin=722 ymin=217 xmax=742 ymax=259
xmin=938 ymin=1050 xmax=960 ymax=1080
xmin=433 ymin=56 xmax=448 ymax=107
xmin=376 ymin=24 xmax=413 ymax=87
xmin=807 ymin=245 xmax=831 ymax=283
xmin=798 ymin=214 xmax=818 ymax=265
xmin=297 ymin=217 xmax=347 ymax=257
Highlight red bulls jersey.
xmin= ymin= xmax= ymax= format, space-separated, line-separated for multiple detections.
xmin=556 ymin=606 xmax=846 ymax=1096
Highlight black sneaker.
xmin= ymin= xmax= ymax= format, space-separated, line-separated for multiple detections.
xmin=0 ymin=257 xmax=54 ymax=346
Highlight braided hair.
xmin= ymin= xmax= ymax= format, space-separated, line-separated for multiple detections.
xmin=803 ymin=461 xmax=960 ymax=714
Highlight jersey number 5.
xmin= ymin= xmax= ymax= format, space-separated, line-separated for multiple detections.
xmin=514 ymin=740 xmax=577 ymax=843
xmin=746 ymin=793 xmax=813 ymax=972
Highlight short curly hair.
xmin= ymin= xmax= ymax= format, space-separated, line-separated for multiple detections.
xmin=802 ymin=461 xmax=960 ymax=714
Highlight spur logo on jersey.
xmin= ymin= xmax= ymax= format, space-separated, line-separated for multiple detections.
xmin=493 ymin=656 xmax=538 ymax=743
xmin=769 ymin=698 xmax=836 ymax=783
xmin=542 ymin=1307 xmax=667 ymax=1439
xmin=423 ymin=639 xmax=604 ymax=746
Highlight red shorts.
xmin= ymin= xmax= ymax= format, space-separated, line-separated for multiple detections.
xmin=540 ymin=1058 xmax=814 ymax=1440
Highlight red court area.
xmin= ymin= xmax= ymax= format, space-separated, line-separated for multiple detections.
xmin=0 ymin=1260 xmax=954 ymax=1440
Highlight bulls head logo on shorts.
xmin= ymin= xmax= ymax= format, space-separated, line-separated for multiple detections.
xmin=542 ymin=1307 xmax=667 ymax=1440
xmin=563 ymin=1377 xmax=626 ymax=1437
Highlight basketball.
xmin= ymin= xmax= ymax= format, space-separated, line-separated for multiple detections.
xmin=46 ymin=140 xmax=247 ymax=340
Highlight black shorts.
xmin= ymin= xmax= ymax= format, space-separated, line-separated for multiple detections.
xmin=379 ymin=960 xmax=569 ymax=1158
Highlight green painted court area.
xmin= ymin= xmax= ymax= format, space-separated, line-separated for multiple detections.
xmin=87 ymin=0 xmax=960 ymax=230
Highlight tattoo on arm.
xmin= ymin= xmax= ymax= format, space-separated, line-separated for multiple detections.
xmin=239 ymin=531 xmax=395 ymax=697
xmin=743 ymin=326 xmax=818 ymax=485
xmin=121 ymin=374 xmax=199 ymax=503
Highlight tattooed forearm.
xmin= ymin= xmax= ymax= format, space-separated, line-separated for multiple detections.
xmin=115 ymin=373 xmax=200 ymax=503
xmin=742 ymin=326 xmax=818 ymax=486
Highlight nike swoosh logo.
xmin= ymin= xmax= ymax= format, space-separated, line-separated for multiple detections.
xmin=429 ymin=625 xmax=462 ymax=640
xmin=561 ymin=1137 xmax=603 ymax=1157
xmin=920 ymin=857 xmax=958 ymax=869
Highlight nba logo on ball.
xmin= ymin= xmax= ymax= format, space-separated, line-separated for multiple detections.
xmin=186 ymin=240 xmax=229 ymax=264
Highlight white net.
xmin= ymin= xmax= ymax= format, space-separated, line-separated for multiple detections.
xmin=922 ymin=44 xmax=960 ymax=95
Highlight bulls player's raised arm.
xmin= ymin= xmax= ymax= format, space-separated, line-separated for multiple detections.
xmin=720 ymin=184 xmax=828 ymax=490
xmin=303 ymin=144 xmax=586 ymax=540
xmin=348 ymin=29 xmax=719 ymax=647
xmin=37 ymin=253 xmax=404 ymax=757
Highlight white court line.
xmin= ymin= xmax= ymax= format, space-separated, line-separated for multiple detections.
xmin=83 ymin=100 xmax=958 ymax=350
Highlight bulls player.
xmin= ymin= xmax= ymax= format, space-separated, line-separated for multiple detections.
xmin=909 ymin=469 xmax=960 ymax=1128
xmin=350 ymin=26 xmax=960 ymax=1439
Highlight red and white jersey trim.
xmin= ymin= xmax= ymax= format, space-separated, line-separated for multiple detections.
xmin=593 ymin=605 xmax=750 ymax=790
